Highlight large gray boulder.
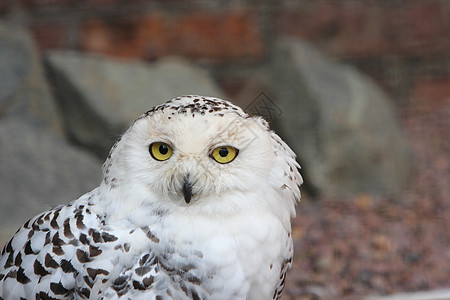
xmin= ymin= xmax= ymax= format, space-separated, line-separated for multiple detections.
xmin=45 ymin=52 xmax=226 ymax=158
xmin=0 ymin=117 xmax=102 ymax=246
xmin=267 ymin=39 xmax=411 ymax=197
xmin=0 ymin=24 xmax=102 ymax=247
xmin=0 ymin=22 xmax=62 ymax=134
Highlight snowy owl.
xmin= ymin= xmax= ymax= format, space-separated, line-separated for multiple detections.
xmin=0 ymin=95 xmax=302 ymax=300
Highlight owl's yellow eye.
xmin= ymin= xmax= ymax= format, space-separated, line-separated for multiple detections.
xmin=149 ymin=142 xmax=173 ymax=161
xmin=211 ymin=146 xmax=239 ymax=164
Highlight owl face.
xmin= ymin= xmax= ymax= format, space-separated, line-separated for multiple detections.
xmin=102 ymin=96 xmax=300 ymax=217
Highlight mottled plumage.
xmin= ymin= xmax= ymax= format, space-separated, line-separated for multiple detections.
xmin=0 ymin=95 xmax=302 ymax=300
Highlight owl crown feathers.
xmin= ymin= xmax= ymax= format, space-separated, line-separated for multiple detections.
xmin=141 ymin=95 xmax=248 ymax=119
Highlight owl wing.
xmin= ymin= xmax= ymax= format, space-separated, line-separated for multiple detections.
xmin=0 ymin=191 xmax=209 ymax=300
xmin=268 ymin=130 xmax=301 ymax=299
xmin=0 ymin=190 xmax=126 ymax=299
xmin=1 ymin=204 xmax=82 ymax=299
xmin=272 ymin=256 xmax=292 ymax=300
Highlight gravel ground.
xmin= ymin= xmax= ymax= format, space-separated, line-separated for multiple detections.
xmin=284 ymin=98 xmax=450 ymax=299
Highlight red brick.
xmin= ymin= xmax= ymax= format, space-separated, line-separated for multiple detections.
xmin=174 ymin=11 xmax=264 ymax=61
xmin=81 ymin=14 xmax=172 ymax=59
xmin=0 ymin=0 xmax=10 ymax=15
xmin=22 ymin=0 xmax=73 ymax=7
xmin=278 ymin=1 xmax=341 ymax=40
xmin=327 ymin=1 xmax=386 ymax=57
xmin=411 ymin=77 xmax=450 ymax=105
xmin=383 ymin=1 xmax=450 ymax=56
xmin=278 ymin=1 xmax=387 ymax=58
xmin=22 ymin=0 xmax=123 ymax=7
xmin=81 ymin=19 xmax=117 ymax=55
xmin=279 ymin=0 xmax=450 ymax=58
xmin=134 ymin=14 xmax=172 ymax=60
xmin=81 ymin=10 xmax=263 ymax=62
xmin=30 ymin=20 xmax=69 ymax=51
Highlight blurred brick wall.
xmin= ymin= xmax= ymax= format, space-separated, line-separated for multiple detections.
xmin=1 ymin=0 xmax=449 ymax=103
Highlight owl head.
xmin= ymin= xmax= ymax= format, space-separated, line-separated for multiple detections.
xmin=99 ymin=96 xmax=302 ymax=219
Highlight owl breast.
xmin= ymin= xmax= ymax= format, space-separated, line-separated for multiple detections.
xmin=152 ymin=202 xmax=293 ymax=300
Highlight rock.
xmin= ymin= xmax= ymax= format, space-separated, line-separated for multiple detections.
xmin=0 ymin=116 xmax=102 ymax=246
xmin=0 ymin=22 xmax=62 ymax=134
xmin=45 ymin=52 xmax=226 ymax=158
xmin=267 ymin=38 xmax=411 ymax=196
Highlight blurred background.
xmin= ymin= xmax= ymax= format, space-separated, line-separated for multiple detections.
xmin=0 ymin=1 xmax=448 ymax=299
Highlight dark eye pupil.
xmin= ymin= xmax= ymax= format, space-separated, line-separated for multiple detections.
xmin=159 ymin=144 xmax=168 ymax=155
xmin=218 ymin=147 xmax=229 ymax=157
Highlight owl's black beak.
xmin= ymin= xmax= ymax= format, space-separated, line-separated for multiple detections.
xmin=182 ymin=174 xmax=193 ymax=204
